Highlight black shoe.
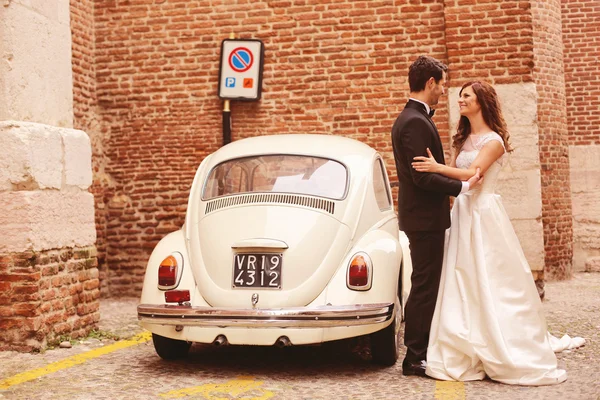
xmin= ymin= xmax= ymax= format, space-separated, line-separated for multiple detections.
xmin=402 ymin=360 xmax=427 ymax=377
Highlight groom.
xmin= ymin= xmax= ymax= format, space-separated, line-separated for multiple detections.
xmin=391 ymin=55 xmax=481 ymax=376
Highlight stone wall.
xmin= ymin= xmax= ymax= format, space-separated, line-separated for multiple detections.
xmin=0 ymin=122 xmax=98 ymax=351
xmin=1 ymin=1 xmax=98 ymax=351
xmin=569 ymin=146 xmax=600 ymax=272
xmin=0 ymin=0 xmax=73 ymax=127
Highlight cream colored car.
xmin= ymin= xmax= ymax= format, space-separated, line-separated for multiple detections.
xmin=138 ymin=134 xmax=412 ymax=365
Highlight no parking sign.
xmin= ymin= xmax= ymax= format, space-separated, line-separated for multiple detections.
xmin=218 ymin=39 xmax=264 ymax=101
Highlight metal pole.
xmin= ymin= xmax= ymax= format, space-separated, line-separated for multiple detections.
xmin=223 ymin=99 xmax=231 ymax=145
xmin=222 ymin=32 xmax=235 ymax=146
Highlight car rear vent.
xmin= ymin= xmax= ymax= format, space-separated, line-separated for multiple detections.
xmin=205 ymin=194 xmax=335 ymax=214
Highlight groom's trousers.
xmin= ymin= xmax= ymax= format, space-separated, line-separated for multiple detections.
xmin=403 ymin=230 xmax=445 ymax=363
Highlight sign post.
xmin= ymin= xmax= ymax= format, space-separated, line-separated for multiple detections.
xmin=218 ymin=37 xmax=264 ymax=145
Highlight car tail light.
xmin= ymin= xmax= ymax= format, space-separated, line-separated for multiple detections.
xmin=165 ymin=290 xmax=190 ymax=304
xmin=347 ymin=252 xmax=372 ymax=291
xmin=158 ymin=252 xmax=183 ymax=290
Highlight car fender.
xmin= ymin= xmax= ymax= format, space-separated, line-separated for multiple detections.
xmin=139 ymin=228 xmax=209 ymax=307
xmin=324 ymin=227 xmax=402 ymax=306
xmin=185 ymin=154 xmax=212 ymax=237
xmin=398 ymin=230 xmax=412 ymax=308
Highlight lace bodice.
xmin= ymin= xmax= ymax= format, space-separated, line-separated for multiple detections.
xmin=455 ymin=132 xmax=506 ymax=193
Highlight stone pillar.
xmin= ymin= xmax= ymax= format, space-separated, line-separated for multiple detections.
xmin=443 ymin=1 xmax=575 ymax=287
xmin=561 ymin=0 xmax=600 ymax=273
xmin=443 ymin=1 xmax=548 ymax=294
xmin=0 ymin=0 xmax=74 ymax=127
xmin=0 ymin=0 xmax=99 ymax=351
xmin=531 ymin=0 xmax=573 ymax=280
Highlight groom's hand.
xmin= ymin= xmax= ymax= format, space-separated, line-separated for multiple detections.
xmin=467 ymin=168 xmax=483 ymax=190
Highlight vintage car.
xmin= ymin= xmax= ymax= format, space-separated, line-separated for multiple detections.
xmin=137 ymin=134 xmax=412 ymax=365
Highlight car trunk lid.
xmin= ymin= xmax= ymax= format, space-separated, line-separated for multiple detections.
xmin=189 ymin=205 xmax=351 ymax=308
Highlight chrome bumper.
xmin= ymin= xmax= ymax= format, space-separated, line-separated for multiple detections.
xmin=137 ymin=303 xmax=394 ymax=328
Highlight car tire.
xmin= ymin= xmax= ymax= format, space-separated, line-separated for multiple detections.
xmin=370 ymin=294 xmax=401 ymax=366
xmin=152 ymin=333 xmax=191 ymax=360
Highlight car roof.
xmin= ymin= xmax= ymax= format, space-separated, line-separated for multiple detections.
xmin=209 ymin=134 xmax=378 ymax=166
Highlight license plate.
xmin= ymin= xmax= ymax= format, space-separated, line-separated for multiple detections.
xmin=232 ymin=253 xmax=282 ymax=289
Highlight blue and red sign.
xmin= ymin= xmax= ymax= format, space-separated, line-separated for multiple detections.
xmin=228 ymin=47 xmax=254 ymax=73
xmin=219 ymin=39 xmax=263 ymax=101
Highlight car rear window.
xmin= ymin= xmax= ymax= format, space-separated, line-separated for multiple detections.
xmin=203 ymin=155 xmax=348 ymax=200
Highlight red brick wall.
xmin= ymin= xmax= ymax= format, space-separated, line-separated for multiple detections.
xmin=71 ymin=0 xmax=96 ymax=133
xmin=532 ymin=0 xmax=573 ymax=279
xmin=71 ymin=0 xmax=111 ymax=295
xmin=90 ymin=0 xmax=451 ymax=295
xmin=443 ymin=0 xmax=534 ymax=85
xmin=0 ymin=248 xmax=100 ymax=352
xmin=561 ymin=0 xmax=600 ymax=146
xmin=69 ymin=0 xmax=583 ymax=295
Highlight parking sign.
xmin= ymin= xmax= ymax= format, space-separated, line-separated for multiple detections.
xmin=218 ymin=39 xmax=264 ymax=101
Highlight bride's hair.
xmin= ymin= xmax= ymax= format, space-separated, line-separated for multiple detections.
xmin=452 ymin=81 xmax=513 ymax=153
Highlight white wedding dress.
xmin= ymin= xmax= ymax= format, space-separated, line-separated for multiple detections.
xmin=425 ymin=132 xmax=585 ymax=386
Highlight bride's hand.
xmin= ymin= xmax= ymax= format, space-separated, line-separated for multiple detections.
xmin=412 ymin=148 xmax=440 ymax=173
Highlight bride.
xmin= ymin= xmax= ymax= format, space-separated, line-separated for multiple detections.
xmin=411 ymin=80 xmax=585 ymax=386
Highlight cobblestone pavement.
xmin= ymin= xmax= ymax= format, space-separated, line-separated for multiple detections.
xmin=0 ymin=273 xmax=599 ymax=400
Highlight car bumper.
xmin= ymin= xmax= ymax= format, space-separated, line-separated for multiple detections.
xmin=137 ymin=303 xmax=394 ymax=328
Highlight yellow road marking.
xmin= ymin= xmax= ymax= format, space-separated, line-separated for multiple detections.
xmin=0 ymin=331 xmax=152 ymax=390
xmin=159 ymin=376 xmax=275 ymax=399
xmin=434 ymin=381 xmax=466 ymax=400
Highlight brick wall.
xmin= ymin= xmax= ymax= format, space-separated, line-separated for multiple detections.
xmin=0 ymin=247 xmax=99 ymax=352
xmin=69 ymin=0 xmax=584 ymax=295
xmin=561 ymin=0 xmax=600 ymax=146
xmin=532 ymin=0 xmax=573 ymax=279
xmin=443 ymin=0 xmax=534 ymax=86
xmin=71 ymin=0 xmax=111 ymax=295
xmin=89 ymin=0 xmax=453 ymax=295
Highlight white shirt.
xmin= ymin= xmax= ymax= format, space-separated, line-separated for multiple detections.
xmin=409 ymin=97 xmax=431 ymax=115
xmin=408 ymin=98 xmax=469 ymax=194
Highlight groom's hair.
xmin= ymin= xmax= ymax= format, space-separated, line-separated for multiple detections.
xmin=408 ymin=55 xmax=448 ymax=92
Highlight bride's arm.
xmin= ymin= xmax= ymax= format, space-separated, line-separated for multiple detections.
xmin=449 ymin=148 xmax=457 ymax=168
xmin=412 ymin=141 xmax=504 ymax=179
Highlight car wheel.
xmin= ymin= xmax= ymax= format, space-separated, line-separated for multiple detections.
xmin=152 ymin=333 xmax=191 ymax=360
xmin=370 ymin=294 xmax=401 ymax=366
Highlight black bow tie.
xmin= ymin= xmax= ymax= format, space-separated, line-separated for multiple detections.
xmin=428 ymin=109 xmax=435 ymax=117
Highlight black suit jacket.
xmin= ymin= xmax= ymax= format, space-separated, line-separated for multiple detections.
xmin=391 ymin=100 xmax=462 ymax=232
